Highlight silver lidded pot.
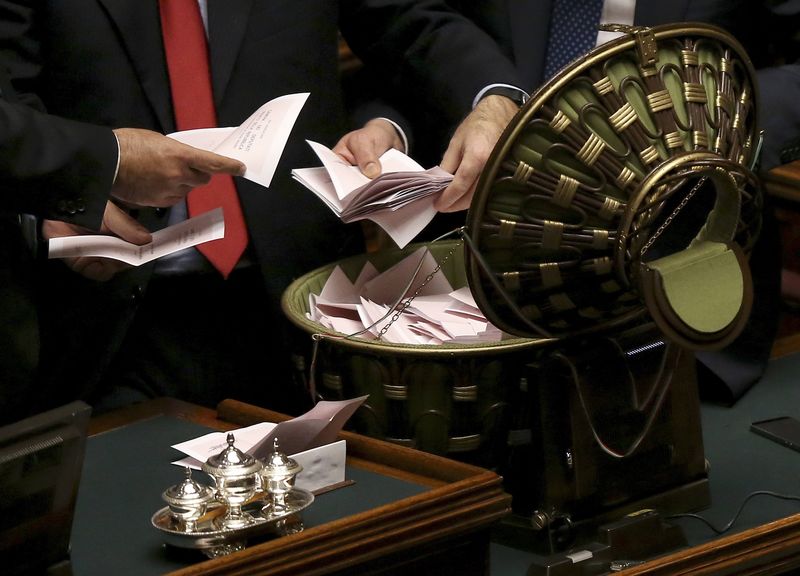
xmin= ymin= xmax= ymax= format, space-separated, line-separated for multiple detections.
xmin=202 ymin=433 xmax=263 ymax=529
xmin=260 ymin=438 xmax=302 ymax=517
xmin=162 ymin=466 xmax=215 ymax=532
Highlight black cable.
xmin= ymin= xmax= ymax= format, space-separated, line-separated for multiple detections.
xmin=666 ymin=490 xmax=800 ymax=535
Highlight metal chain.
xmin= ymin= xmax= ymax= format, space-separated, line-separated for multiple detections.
xmin=639 ymin=174 xmax=707 ymax=258
xmin=376 ymin=241 xmax=462 ymax=341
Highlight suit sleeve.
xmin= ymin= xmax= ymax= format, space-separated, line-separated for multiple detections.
xmin=340 ymin=0 xmax=524 ymax=132
xmin=0 ymin=97 xmax=116 ymax=229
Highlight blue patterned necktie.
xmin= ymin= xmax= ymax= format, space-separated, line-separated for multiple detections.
xmin=544 ymin=0 xmax=605 ymax=80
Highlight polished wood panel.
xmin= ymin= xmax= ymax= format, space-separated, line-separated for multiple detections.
xmin=624 ymin=512 xmax=800 ymax=575
xmin=770 ymin=332 xmax=800 ymax=359
xmin=763 ymin=161 xmax=800 ymax=349
xmin=763 ymin=161 xmax=800 ymax=205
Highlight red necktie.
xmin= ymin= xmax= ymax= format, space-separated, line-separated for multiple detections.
xmin=160 ymin=0 xmax=248 ymax=278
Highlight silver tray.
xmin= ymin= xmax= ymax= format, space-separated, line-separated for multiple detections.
xmin=151 ymin=488 xmax=314 ymax=556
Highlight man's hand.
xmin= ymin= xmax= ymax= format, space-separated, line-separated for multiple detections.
xmin=43 ymin=201 xmax=151 ymax=282
xmin=112 ymin=128 xmax=246 ymax=208
xmin=436 ymin=94 xmax=518 ymax=212
xmin=332 ymin=118 xmax=405 ymax=178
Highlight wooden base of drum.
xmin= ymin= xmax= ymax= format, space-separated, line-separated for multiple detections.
xmin=299 ymin=313 xmax=709 ymax=558
xmin=497 ymin=324 xmax=710 ymax=555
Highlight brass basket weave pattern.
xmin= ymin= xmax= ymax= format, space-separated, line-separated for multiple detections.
xmin=466 ymin=24 xmax=761 ymax=349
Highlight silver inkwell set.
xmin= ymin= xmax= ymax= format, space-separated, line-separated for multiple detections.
xmin=151 ymin=434 xmax=314 ymax=557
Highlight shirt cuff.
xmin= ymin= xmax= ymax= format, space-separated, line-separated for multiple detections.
xmin=376 ymin=117 xmax=410 ymax=155
xmin=472 ymin=83 xmax=530 ymax=109
xmin=112 ymin=130 xmax=121 ymax=186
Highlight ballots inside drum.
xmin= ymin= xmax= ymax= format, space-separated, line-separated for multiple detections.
xmin=281 ymin=240 xmax=544 ymax=463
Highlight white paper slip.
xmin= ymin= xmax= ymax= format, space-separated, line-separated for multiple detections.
xmin=284 ymin=440 xmax=347 ymax=493
xmin=48 ymin=207 xmax=225 ymax=265
xmin=169 ymin=92 xmax=310 ymax=189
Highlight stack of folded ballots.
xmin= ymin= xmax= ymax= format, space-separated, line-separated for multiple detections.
xmin=292 ymin=141 xmax=453 ymax=248
xmin=307 ymin=247 xmax=504 ymax=345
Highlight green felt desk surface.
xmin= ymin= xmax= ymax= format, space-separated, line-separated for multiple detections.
xmin=71 ymin=417 xmax=427 ymax=576
xmin=677 ymin=352 xmax=800 ymax=542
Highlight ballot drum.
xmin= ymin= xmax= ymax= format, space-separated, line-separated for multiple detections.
xmin=281 ymin=241 xmax=709 ymax=554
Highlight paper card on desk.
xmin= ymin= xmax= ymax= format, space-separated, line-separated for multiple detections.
xmin=247 ymin=395 xmax=369 ymax=459
xmin=48 ymin=207 xmax=224 ymax=265
xmin=171 ymin=396 xmax=368 ymax=492
xmin=292 ymin=440 xmax=347 ymax=493
xmin=169 ymin=92 xmax=309 ymax=188
xmin=291 ymin=140 xmax=453 ymax=248
xmin=296 ymin=395 xmax=369 ymax=444
xmin=245 ymin=418 xmax=330 ymax=458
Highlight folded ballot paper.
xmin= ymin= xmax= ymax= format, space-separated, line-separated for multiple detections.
xmin=48 ymin=93 xmax=309 ymax=264
xmin=167 ymin=92 xmax=309 ymax=189
xmin=48 ymin=207 xmax=225 ymax=265
xmin=308 ymin=246 xmax=504 ymax=345
xmin=291 ymin=140 xmax=453 ymax=248
xmin=172 ymin=395 xmax=367 ymax=494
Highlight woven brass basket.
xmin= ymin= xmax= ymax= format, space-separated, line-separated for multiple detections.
xmin=466 ymin=23 xmax=761 ymax=348
xmin=281 ymin=240 xmax=544 ymax=464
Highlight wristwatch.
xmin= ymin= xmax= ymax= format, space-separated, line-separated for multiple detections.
xmin=479 ymin=85 xmax=530 ymax=108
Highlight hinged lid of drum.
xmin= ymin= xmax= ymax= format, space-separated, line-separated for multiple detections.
xmin=465 ymin=23 xmax=762 ymax=351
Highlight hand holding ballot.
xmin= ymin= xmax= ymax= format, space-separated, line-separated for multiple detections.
xmin=48 ymin=208 xmax=225 ymax=279
xmin=332 ymin=117 xmax=407 ymax=179
xmin=166 ymin=93 xmax=309 ymax=189
xmin=291 ymin=141 xmax=453 ymax=249
xmin=111 ymin=127 xmax=246 ymax=208
xmin=436 ymin=93 xmax=519 ymax=212
xmin=47 ymin=94 xmax=309 ymax=278
xmin=44 ymin=201 xmax=157 ymax=281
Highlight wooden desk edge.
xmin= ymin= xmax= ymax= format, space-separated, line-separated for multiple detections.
xmin=771 ymin=332 xmax=800 ymax=360
xmin=89 ymin=398 xmax=800 ymax=575
xmin=623 ymin=511 xmax=800 ymax=575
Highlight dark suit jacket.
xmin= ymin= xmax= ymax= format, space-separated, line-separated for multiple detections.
xmin=0 ymin=0 xmax=524 ymax=407
xmin=448 ymin=0 xmax=694 ymax=91
xmin=0 ymin=72 xmax=116 ymax=423
xmin=0 ymin=72 xmax=115 ymax=224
